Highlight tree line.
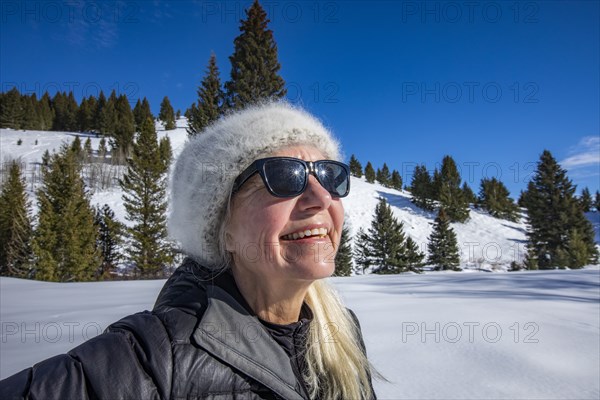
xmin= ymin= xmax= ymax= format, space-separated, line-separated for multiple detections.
xmin=332 ymin=150 xmax=599 ymax=276
xmin=0 ymin=87 xmax=179 ymax=160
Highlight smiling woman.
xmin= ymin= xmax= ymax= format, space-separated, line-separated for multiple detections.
xmin=0 ymin=102 xmax=377 ymax=400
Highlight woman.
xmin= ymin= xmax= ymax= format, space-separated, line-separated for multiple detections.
xmin=0 ymin=102 xmax=376 ymax=399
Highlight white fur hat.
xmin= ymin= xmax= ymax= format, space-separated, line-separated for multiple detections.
xmin=169 ymin=101 xmax=341 ymax=267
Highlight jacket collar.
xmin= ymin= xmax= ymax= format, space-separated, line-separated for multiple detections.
xmin=193 ymin=283 xmax=306 ymax=400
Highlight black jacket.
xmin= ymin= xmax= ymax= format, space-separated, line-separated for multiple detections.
xmin=0 ymin=259 xmax=375 ymax=399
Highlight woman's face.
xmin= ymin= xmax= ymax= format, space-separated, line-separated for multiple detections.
xmin=225 ymin=145 xmax=345 ymax=283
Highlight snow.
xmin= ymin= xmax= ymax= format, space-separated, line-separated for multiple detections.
xmin=1 ymin=124 xmax=600 ymax=397
xmin=1 ymin=268 xmax=599 ymax=399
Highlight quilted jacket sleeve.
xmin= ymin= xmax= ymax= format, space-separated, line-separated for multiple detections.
xmin=0 ymin=311 xmax=172 ymax=400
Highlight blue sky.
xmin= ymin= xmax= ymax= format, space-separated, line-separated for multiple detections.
xmin=2 ymin=0 xmax=599 ymax=196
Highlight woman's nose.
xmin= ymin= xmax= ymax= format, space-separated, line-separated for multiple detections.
xmin=297 ymin=175 xmax=332 ymax=211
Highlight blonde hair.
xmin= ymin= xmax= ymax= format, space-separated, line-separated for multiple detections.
xmin=215 ymin=193 xmax=376 ymax=399
xmin=304 ymin=280 xmax=375 ymax=399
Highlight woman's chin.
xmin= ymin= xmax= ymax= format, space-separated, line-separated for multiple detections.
xmin=286 ymin=260 xmax=336 ymax=281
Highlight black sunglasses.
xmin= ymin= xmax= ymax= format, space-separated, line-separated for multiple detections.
xmin=231 ymin=157 xmax=351 ymax=198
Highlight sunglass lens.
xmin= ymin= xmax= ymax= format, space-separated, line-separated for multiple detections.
xmin=315 ymin=162 xmax=349 ymax=197
xmin=263 ymin=159 xmax=307 ymax=196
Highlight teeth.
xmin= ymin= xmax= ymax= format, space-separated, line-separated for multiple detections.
xmin=283 ymin=228 xmax=329 ymax=240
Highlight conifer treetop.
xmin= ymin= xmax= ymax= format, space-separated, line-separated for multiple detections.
xmin=225 ymin=0 xmax=286 ymax=109
xmin=187 ymin=52 xmax=224 ymax=136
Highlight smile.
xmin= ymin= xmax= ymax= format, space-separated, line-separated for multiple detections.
xmin=281 ymin=227 xmax=328 ymax=241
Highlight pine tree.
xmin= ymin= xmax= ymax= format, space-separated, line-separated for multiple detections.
xmin=349 ymin=154 xmax=362 ymax=178
xmin=391 ymin=170 xmax=403 ymax=191
xmin=377 ymin=163 xmax=391 ymax=187
xmin=159 ymin=136 xmax=173 ymax=169
xmin=144 ymin=98 xmax=154 ymax=121
xmin=113 ymin=94 xmax=136 ymax=155
xmin=21 ymin=94 xmax=40 ymax=130
xmin=94 ymin=91 xmax=107 ymax=132
xmin=355 ymin=198 xmax=416 ymax=274
xmin=100 ymin=90 xmax=117 ymax=135
xmin=478 ymin=177 xmax=519 ymax=221
xmin=462 ymin=182 xmax=477 ymax=205
xmin=120 ymin=117 xmax=174 ymax=277
xmin=187 ymin=53 xmax=225 ymax=136
xmin=224 ymin=0 xmax=286 ymax=110
xmin=159 ymin=96 xmax=176 ymax=130
xmin=333 ymin=222 xmax=353 ymax=276
xmin=32 ymin=146 xmax=101 ymax=281
xmin=0 ymin=160 xmax=33 ymax=277
xmin=364 ymin=162 xmax=376 ymax=183
xmin=437 ymin=155 xmax=469 ymax=222
xmin=521 ymin=150 xmax=598 ymax=269
xmin=133 ymin=97 xmax=153 ymax=132
xmin=523 ymin=242 xmax=539 ymax=270
xmin=404 ymin=236 xmax=425 ymax=272
xmin=84 ymin=137 xmax=93 ymax=161
xmin=410 ymin=164 xmax=435 ymax=211
xmin=0 ymin=87 xmax=24 ymax=129
xmin=555 ymin=229 xmax=592 ymax=269
xmin=578 ymin=187 xmax=592 ymax=212
xmin=51 ymin=92 xmax=66 ymax=131
xmin=352 ymin=227 xmax=371 ymax=274
xmin=65 ymin=91 xmax=79 ymax=131
xmin=77 ymin=96 xmax=94 ymax=132
xmin=133 ymin=99 xmax=143 ymax=130
xmin=184 ymin=107 xmax=192 ymax=121
xmin=86 ymin=96 xmax=98 ymax=131
xmin=94 ymin=204 xmax=124 ymax=279
xmin=595 ymin=191 xmax=600 ymax=211
xmin=70 ymin=136 xmax=83 ymax=163
xmin=39 ymin=92 xmax=54 ymax=130
xmin=426 ymin=207 xmax=461 ymax=271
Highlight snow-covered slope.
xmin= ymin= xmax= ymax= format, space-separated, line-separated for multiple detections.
xmin=3 ymin=125 xmax=597 ymax=271
xmin=1 ymin=268 xmax=599 ymax=399
xmin=345 ymin=178 xmax=529 ymax=270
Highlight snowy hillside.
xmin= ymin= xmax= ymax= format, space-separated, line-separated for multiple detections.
xmin=345 ymin=178 xmax=530 ymax=270
xmin=1 ymin=268 xmax=599 ymax=398
xmin=2 ymin=124 xmax=598 ymax=271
